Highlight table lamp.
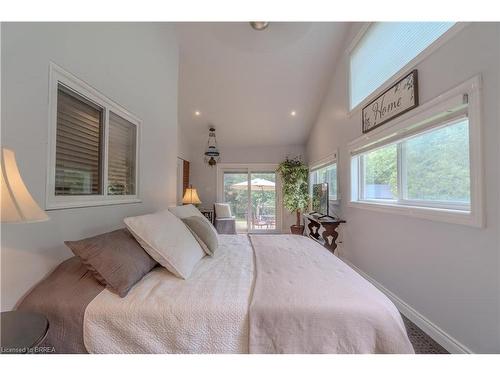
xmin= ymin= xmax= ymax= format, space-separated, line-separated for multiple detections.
xmin=1 ymin=148 xmax=49 ymax=223
xmin=182 ymin=185 xmax=201 ymax=206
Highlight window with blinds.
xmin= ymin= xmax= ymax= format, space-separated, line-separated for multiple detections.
xmin=55 ymin=86 xmax=103 ymax=195
xmin=48 ymin=64 xmax=140 ymax=209
xmin=349 ymin=22 xmax=455 ymax=109
xmin=108 ymin=112 xmax=136 ymax=195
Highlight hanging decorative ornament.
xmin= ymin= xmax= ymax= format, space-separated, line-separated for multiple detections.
xmin=204 ymin=126 xmax=221 ymax=167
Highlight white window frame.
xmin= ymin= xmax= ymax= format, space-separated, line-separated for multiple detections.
xmin=46 ymin=63 xmax=141 ymax=210
xmin=348 ymin=75 xmax=484 ymax=228
xmin=309 ymin=151 xmax=339 ymax=204
xmin=347 ymin=22 xmax=469 ymax=114
xmin=216 ymin=163 xmax=282 ymax=234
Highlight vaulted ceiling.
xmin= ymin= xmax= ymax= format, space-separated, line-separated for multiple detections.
xmin=177 ymin=22 xmax=349 ymax=148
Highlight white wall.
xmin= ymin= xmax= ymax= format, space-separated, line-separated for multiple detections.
xmin=189 ymin=140 xmax=305 ymax=232
xmin=1 ymin=23 xmax=179 ymax=310
xmin=177 ymin=121 xmax=192 ymax=162
xmin=306 ymin=23 xmax=500 ymax=353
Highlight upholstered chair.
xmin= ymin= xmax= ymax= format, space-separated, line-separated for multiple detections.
xmin=213 ymin=203 xmax=236 ymax=234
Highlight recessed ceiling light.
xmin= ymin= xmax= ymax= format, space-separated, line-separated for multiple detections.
xmin=290 ymin=111 xmax=297 ymax=117
xmin=250 ymin=22 xmax=269 ymax=31
xmin=194 ymin=111 xmax=201 ymax=116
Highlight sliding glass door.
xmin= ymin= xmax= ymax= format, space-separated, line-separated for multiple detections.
xmin=223 ymin=172 xmax=249 ymax=232
xmin=249 ymin=172 xmax=277 ymax=231
xmin=219 ymin=165 xmax=280 ymax=233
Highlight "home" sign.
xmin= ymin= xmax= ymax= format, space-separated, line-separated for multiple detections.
xmin=362 ymin=70 xmax=419 ymax=133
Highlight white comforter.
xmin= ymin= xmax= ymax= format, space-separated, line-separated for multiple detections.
xmin=84 ymin=234 xmax=413 ymax=354
xmin=248 ymin=235 xmax=414 ymax=353
xmin=84 ymin=235 xmax=253 ymax=353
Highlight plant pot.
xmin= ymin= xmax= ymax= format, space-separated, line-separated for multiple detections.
xmin=290 ymin=225 xmax=304 ymax=235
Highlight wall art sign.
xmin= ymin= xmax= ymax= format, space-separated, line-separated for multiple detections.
xmin=362 ymin=70 xmax=419 ymax=134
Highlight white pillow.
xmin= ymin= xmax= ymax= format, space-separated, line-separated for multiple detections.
xmin=168 ymin=204 xmax=205 ymax=220
xmin=214 ymin=203 xmax=232 ymax=218
xmin=124 ymin=210 xmax=205 ymax=279
xmin=169 ymin=205 xmax=219 ymax=250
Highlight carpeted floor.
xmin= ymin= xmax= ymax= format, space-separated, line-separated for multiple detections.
xmin=402 ymin=315 xmax=448 ymax=354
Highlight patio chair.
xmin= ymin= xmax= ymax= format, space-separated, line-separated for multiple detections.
xmin=252 ymin=212 xmax=268 ymax=229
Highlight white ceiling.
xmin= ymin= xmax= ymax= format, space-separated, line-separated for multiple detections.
xmin=177 ymin=22 xmax=349 ymax=148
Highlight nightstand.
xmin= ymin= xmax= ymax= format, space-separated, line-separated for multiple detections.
xmin=198 ymin=207 xmax=214 ymax=224
xmin=1 ymin=311 xmax=49 ymax=354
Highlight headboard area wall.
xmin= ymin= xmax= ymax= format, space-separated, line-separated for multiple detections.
xmin=1 ymin=22 xmax=180 ymax=310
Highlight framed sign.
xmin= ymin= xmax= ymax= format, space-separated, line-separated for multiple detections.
xmin=362 ymin=70 xmax=419 ymax=134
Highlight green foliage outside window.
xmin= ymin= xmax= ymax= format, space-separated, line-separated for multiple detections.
xmin=361 ymin=119 xmax=470 ymax=204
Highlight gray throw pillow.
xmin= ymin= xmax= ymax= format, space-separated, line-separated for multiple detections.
xmin=65 ymin=228 xmax=157 ymax=297
xmin=182 ymin=216 xmax=219 ymax=256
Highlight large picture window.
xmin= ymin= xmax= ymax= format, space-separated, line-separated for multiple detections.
xmin=47 ymin=63 xmax=140 ymax=209
xmin=349 ymin=76 xmax=483 ymax=227
xmin=353 ymin=118 xmax=469 ymax=209
xmin=349 ymin=22 xmax=455 ymax=110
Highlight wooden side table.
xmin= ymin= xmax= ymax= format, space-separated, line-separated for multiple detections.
xmin=303 ymin=213 xmax=346 ymax=254
xmin=198 ymin=208 xmax=214 ymax=224
xmin=1 ymin=311 xmax=49 ymax=354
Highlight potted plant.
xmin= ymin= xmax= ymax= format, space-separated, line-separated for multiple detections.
xmin=276 ymin=157 xmax=309 ymax=235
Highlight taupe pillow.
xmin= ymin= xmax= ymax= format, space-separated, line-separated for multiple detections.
xmin=65 ymin=229 xmax=157 ymax=297
xmin=182 ymin=216 xmax=219 ymax=256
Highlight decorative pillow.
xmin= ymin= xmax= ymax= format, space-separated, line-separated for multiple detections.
xmin=168 ymin=204 xmax=205 ymax=220
xmin=124 ymin=210 xmax=205 ymax=279
xmin=181 ymin=216 xmax=219 ymax=256
xmin=65 ymin=228 xmax=157 ymax=297
xmin=169 ymin=204 xmax=218 ymax=241
xmin=214 ymin=203 xmax=232 ymax=218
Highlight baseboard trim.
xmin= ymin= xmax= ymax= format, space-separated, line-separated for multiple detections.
xmin=342 ymin=259 xmax=473 ymax=354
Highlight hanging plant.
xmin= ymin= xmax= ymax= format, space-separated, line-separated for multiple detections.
xmin=276 ymin=157 xmax=309 ymax=233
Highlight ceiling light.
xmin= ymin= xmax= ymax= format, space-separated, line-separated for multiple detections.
xmin=290 ymin=111 xmax=297 ymax=117
xmin=194 ymin=111 xmax=201 ymax=116
xmin=250 ymin=22 xmax=269 ymax=31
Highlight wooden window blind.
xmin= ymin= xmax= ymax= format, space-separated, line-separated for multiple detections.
xmin=108 ymin=112 xmax=137 ymax=195
xmin=55 ymin=85 xmax=103 ymax=195
xmin=183 ymin=160 xmax=190 ymax=195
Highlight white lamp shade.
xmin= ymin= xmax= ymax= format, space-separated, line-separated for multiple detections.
xmin=1 ymin=148 xmax=49 ymax=223
xmin=182 ymin=187 xmax=202 ymax=205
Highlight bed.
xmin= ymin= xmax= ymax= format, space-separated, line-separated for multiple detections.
xmin=18 ymin=234 xmax=414 ymax=354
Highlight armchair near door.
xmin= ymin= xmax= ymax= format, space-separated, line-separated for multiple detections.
xmin=213 ymin=203 xmax=236 ymax=234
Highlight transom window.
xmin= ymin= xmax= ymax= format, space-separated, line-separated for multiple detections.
xmin=349 ymin=22 xmax=455 ymax=110
xmin=47 ymin=63 xmax=140 ymax=209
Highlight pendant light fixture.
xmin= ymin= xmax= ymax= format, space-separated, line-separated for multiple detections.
xmin=204 ymin=126 xmax=221 ymax=167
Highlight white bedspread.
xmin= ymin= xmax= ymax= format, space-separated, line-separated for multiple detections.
xmin=248 ymin=235 xmax=414 ymax=354
xmin=83 ymin=235 xmax=253 ymax=353
xmin=84 ymin=234 xmax=413 ymax=354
